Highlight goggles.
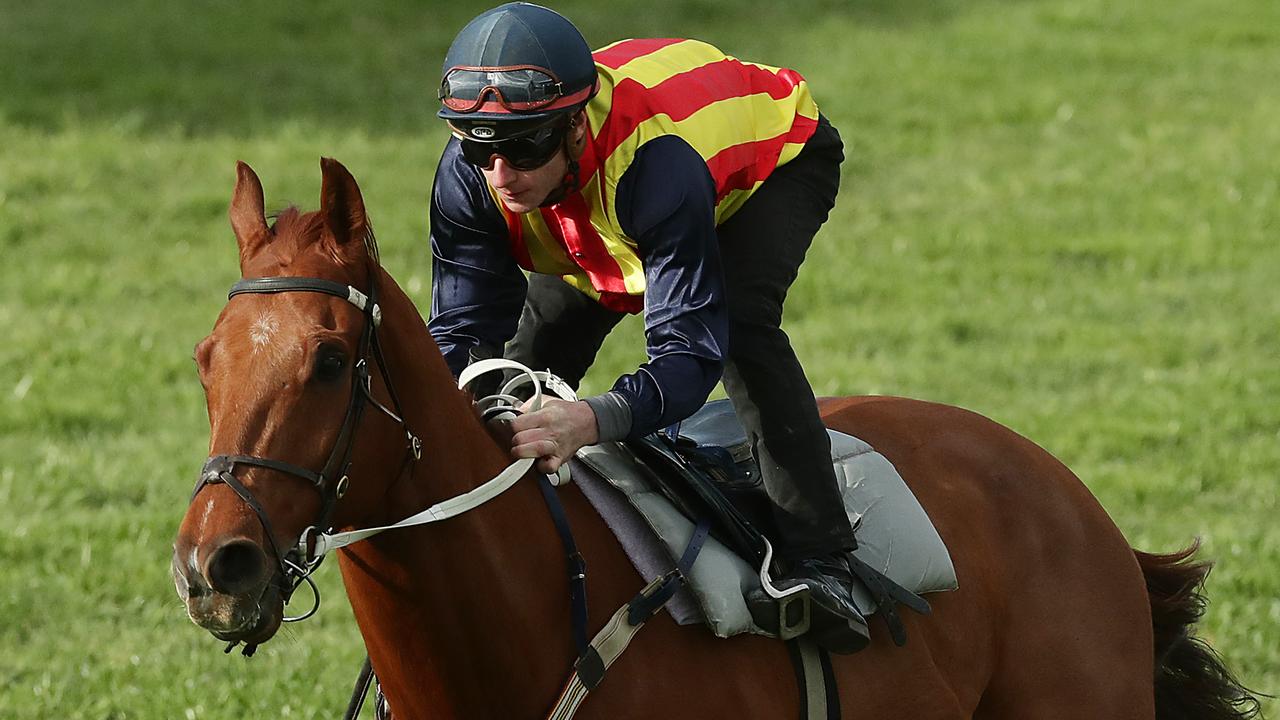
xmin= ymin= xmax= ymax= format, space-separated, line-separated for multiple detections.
xmin=440 ymin=65 xmax=570 ymax=114
xmin=452 ymin=119 xmax=568 ymax=171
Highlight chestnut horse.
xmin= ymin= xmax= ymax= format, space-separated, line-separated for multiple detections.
xmin=173 ymin=159 xmax=1260 ymax=719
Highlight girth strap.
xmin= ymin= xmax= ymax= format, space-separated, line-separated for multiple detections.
xmin=786 ymin=639 xmax=841 ymax=720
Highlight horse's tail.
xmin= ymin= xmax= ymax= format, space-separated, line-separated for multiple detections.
xmin=1136 ymin=542 xmax=1264 ymax=720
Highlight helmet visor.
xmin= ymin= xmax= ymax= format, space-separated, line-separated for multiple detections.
xmin=440 ymin=65 xmax=565 ymax=114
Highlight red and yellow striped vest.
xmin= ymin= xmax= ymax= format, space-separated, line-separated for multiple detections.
xmin=489 ymin=38 xmax=820 ymax=312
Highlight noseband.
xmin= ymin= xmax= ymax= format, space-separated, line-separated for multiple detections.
xmin=189 ymin=273 xmax=421 ymax=656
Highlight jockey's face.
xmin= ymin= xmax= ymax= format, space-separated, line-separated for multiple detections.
xmin=482 ymin=147 xmax=569 ymax=214
xmin=481 ymin=111 xmax=587 ymax=214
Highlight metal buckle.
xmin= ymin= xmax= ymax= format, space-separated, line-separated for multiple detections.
xmin=356 ymin=359 xmax=372 ymax=390
xmin=539 ymin=371 xmax=578 ymax=402
xmin=296 ymin=525 xmax=323 ymax=567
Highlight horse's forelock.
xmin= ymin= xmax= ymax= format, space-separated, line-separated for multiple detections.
xmin=260 ymin=206 xmax=377 ymax=275
xmin=267 ymin=206 xmax=323 ymax=252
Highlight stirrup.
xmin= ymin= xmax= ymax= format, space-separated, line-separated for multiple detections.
xmin=757 ymin=538 xmax=811 ymax=640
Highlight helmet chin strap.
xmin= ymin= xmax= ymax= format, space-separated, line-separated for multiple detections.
xmin=539 ymin=118 xmax=584 ymax=208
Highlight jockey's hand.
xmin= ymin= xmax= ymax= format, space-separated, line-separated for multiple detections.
xmin=510 ymin=398 xmax=599 ymax=474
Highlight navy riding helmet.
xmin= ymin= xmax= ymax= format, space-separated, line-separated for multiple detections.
xmin=439 ymin=2 xmax=598 ymax=149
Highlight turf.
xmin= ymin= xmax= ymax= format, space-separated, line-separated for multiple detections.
xmin=1 ymin=0 xmax=1276 ymax=717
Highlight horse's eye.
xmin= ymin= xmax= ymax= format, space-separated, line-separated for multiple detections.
xmin=315 ymin=349 xmax=347 ymax=382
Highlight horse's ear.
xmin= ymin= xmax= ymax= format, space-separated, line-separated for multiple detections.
xmin=230 ymin=161 xmax=270 ymax=261
xmin=319 ymin=157 xmax=368 ymax=246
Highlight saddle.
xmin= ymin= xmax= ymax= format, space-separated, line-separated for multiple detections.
xmin=573 ymin=399 xmax=958 ymax=643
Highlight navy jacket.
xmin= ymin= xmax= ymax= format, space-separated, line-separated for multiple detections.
xmin=428 ymin=135 xmax=728 ymax=439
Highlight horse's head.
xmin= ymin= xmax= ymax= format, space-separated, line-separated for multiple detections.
xmin=172 ymin=158 xmax=408 ymax=650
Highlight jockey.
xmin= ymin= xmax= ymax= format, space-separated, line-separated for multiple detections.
xmin=427 ymin=2 xmax=866 ymax=653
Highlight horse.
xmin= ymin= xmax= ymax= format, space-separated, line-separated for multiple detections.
xmin=172 ymin=158 xmax=1261 ymax=719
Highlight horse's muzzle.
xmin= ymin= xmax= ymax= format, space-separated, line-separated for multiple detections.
xmin=172 ymin=543 xmax=284 ymax=645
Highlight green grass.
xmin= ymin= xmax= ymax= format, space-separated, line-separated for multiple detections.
xmin=1 ymin=0 xmax=1276 ymax=716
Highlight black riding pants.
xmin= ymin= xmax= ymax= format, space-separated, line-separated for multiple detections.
xmin=507 ymin=117 xmax=855 ymax=562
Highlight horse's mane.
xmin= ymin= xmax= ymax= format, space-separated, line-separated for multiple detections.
xmin=267 ymin=206 xmax=381 ymax=270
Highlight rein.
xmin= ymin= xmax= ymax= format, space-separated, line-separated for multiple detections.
xmin=305 ymin=358 xmax=550 ymax=557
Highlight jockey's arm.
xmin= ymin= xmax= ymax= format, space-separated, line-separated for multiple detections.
xmin=593 ymin=135 xmax=729 ymax=441
xmin=426 ymin=138 xmax=527 ymax=376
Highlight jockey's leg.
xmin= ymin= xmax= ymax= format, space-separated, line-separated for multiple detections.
xmin=505 ymin=273 xmax=625 ymax=389
xmin=717 ymin=115 xmax=852 ymax=562
xmin=718 ymin=117 xmax=868 ymax=653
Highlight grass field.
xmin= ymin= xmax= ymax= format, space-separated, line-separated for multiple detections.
xmin=1 ymin=0 xmax=1277 ymax=717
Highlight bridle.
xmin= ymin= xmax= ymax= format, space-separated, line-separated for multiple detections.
xmin=188 ymin=272 xmax=421 ymax=656
xmin=187 ymin=271 xmax=545 ymax=659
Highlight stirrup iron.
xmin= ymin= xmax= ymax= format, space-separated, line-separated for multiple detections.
xmin=758 ymin=538 xmax=811 ymax=640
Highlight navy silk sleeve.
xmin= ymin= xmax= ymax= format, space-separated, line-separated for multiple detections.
xmin=611 ymin=135 xmax=729 ymax=438
xmin=427 ymin=138 xmax=527 ymax=376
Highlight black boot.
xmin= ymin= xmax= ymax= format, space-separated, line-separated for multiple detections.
xmin=749 ymin=553 xmax=870 ymax=654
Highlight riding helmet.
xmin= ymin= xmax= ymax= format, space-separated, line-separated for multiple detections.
xmin=438 ymin=3 xmax=597 ymax=141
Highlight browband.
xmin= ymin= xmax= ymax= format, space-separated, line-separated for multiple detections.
xmin=230 ymin=277 xmax=381 ymax=326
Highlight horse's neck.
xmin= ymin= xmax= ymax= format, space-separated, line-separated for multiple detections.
xmin=338 ymin=274 xmax=576 ymax=718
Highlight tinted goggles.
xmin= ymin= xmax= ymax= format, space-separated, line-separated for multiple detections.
xmin=440 ymin=65 xmax=566 ymax=114
xmin=454 ymin=120 xmax=567 ymax=171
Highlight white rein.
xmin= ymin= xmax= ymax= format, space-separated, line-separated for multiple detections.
xmin=305 ymin=358 xmax=574 ymax=559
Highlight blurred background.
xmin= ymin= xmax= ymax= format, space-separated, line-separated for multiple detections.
xmin=1 ymin=0 xmax=1276 ymax=717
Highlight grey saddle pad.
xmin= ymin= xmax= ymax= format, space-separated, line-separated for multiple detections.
xmin=572 ymin=399 xmax=958 ymax=639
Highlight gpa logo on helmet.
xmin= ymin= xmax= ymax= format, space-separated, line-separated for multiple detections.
xmin=471 ymin=126 xmax=496 ymax=139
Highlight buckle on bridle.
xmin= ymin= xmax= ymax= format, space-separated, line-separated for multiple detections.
xmin=296 ymin=526 xmax=324 ymax=566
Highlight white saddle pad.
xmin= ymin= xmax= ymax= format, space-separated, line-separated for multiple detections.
xmin=572 ymin=421 xmax=958 ymax=638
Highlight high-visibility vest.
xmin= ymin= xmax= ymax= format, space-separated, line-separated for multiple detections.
xmin=490 ymin=38 xmax=820 ymax=312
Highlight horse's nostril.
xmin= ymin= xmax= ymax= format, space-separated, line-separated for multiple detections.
xmin=205 ymin=538 xmax=269 ymax=595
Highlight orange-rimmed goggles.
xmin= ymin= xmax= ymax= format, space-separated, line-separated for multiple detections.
xmin=439 ymin=64 xmax=572 ymax=114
